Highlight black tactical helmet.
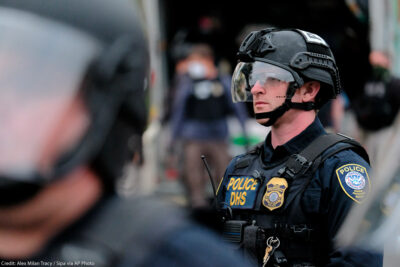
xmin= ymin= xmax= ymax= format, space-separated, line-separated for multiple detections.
xmin=0 ymin=0 xmax=149 ymax=205
xmin=232 ymin=28 xmax=341 ymax=125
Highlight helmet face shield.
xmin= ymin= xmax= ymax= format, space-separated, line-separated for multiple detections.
xmin=231 ymin=61 xmax=295 ymax=103
xmin=0 ymin=7 xmax=102 ymax=181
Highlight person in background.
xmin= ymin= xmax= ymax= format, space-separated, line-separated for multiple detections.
xmin=351 ymin=50 xmax=400 ymax=167
xmin=0 ymin=1 xmax=252 ymax=266
xmin=169 ymin=43 xmax=248 ymax=208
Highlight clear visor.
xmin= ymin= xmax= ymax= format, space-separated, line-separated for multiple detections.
xmin=0 ymin=8 xmax=102 ymax=181
xmin=231 ymin=61 xmax=295 ymax=102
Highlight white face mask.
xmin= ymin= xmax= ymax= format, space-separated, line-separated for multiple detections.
xmin=187 ymin=61 xmax=207 ymax=79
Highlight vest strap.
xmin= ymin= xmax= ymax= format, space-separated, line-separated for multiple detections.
xmin=278 ymin=133 xmax=369 ymax=180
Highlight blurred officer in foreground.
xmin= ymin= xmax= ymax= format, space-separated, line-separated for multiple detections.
xmin=215 ymin=28 xmax=382 ymax=266
xmin=0 ymin=1 xmax=251 ymax=266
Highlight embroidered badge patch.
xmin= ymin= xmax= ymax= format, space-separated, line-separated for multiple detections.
xmin=336 ymin=164 xmax=370 ymax=203
xmin=224 ymin=176 xmax=261 ymax=209
xmin=262 ymin=177 xmax=288 ymax=211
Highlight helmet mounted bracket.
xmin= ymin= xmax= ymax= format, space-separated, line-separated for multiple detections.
xmin=290 ymin=52 xmax=341 ymax=95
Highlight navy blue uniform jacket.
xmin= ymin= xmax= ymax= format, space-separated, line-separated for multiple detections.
xmin=217 ymin=118 xmax=382 ymax=266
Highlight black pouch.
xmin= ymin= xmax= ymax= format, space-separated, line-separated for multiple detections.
xmin=243 ymin=224 xmax=260 ymax=251
xmin=222 ymin=220 xmax=248 ymax=248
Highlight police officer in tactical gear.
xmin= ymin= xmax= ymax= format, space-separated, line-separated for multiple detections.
xmin=216 ymin=28 xmax=382 ymax=266
xmin=0 ymin=1 xmax=251 ymax=266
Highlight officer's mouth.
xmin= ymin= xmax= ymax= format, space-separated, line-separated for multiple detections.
xmin=254 ymin=101 xmax=268 ymax=106
xmin=254 ymin=101 xmax=270 ymax=110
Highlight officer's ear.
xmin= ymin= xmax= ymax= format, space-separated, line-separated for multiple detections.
xmin=300 ymin=81 xmax=320 ymax=102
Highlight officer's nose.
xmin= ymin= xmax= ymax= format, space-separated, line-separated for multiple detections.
xmin=251 ymin=81 xmax=265 ymax=95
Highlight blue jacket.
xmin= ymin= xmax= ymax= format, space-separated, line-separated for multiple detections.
xmin=170 ymin=74 xmax=248 ymax=142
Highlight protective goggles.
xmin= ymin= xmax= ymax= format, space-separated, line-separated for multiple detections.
xmin=0 ymin=7 xmax=102 ymax=182
xmin=231 ymin=61 xmax=295 ymax=102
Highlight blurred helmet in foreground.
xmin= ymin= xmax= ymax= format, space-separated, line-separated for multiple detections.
xmin=0 ymin=0 xmax=149 ymax=205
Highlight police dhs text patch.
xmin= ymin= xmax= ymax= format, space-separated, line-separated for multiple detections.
xmin=224 ymin=176 xmax=260 ymax=209
xmin=336 ymin=164 xmax=370 ymax=203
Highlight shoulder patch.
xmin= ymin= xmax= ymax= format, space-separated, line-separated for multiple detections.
xmin=336 ymin=164 xmax=371 ymax=203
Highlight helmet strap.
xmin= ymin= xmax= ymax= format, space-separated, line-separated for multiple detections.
xmin=254 ymin=83 xmax=315 ymax=127
xmin=255 ymin=100 xmax=291 ymax=126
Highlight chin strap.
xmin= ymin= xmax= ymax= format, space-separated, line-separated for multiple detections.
xmin=255 ymin=100 xmax=291 ymax=126
xmin=254 ymin=84 xmax=315 ymax=127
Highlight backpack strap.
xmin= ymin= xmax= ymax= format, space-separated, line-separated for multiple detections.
xmin=280 ymin=133 xmax=369 ymax=217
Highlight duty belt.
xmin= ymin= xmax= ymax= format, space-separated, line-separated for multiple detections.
xmin=275 ymin=224 xmax=316 ymax=242
xmin=222 ymin=220 xmax=319 ymax=266
xmin=222 ymin=220 xmax=316 ymax=246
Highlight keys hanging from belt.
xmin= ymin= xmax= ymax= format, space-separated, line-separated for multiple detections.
xmin=262 ymin=236 xmax=280 ymax=267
